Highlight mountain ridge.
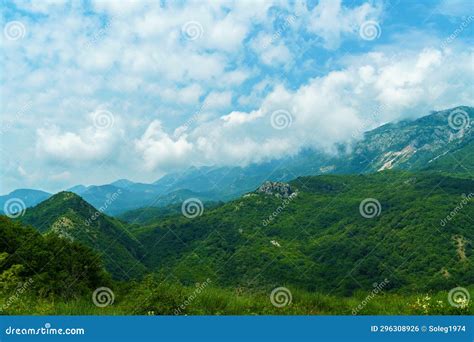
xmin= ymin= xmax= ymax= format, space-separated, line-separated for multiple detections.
xmin=2 ymin=106 xmax=472 ymax=215
xmin=19 ymin=191 xmax=147 ymax=280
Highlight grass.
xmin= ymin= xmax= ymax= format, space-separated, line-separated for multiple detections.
xmin=2 ymin=281 xmax=472 ymax=316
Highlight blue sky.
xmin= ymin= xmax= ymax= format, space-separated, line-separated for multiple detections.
xmin=1 ymin=0 xmax=473 ymax=193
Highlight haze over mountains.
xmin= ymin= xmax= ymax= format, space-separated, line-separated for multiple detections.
xmin=2 ymin=106 xmax=472 ymax=216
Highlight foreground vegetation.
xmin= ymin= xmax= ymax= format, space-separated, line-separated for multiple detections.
xmin=2 ymin=277 xmax=472 ymax=316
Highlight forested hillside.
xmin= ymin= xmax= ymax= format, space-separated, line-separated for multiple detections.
xmin=133 ymin=172 xmax=473 ymax=295
xmin=20 ymin=192 xmax=146 ymax=279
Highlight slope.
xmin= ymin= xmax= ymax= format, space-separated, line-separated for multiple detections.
xmin=20 ymin=192 xmax=146 ymax=280
xmin=134 ymin=171 xmax=474 ymax=295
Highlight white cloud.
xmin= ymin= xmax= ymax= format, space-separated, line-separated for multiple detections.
xmin=206 ymin=13 xmax=250 ymax=52
xmin=134 ymin=120 xmax=193 ymax=171
xmin=307 ymin=0 xmax=382 ymax=49
xmin=50 ymin=171 xmax=71 ymax=181
xmin=12 ymin=0 xmax=67 ymax=14
xmin=35 ymin=113 xmax=122 ymax=164
xmin=203 ymin=91 xmax=233 ymax=110
xmin=221 ymin=109 xmax=264 ymax=126
xmin=91 ymin=0 xmax=146 ymax=15
xmin=156 ymin=84 xmax=204 ymax=105
xmin=135 ymin=47 xmax=473 ymax=172
xmin=251 ymin=33 xmax=292 ymax=66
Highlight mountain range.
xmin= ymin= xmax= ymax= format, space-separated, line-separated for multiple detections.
xmin=1 ymin=105 xmax=472 ymax=314
xmin=2 ymin=106 xmax=472 ymax=218
xmin=13 ymin=170 xmax=474 ymax=292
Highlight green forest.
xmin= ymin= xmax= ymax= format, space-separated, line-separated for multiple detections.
xmin=1 ymin=170 xmax=472 ymax=315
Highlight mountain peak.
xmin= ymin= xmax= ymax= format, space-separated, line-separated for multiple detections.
xmin=46 ymin=191 xmax=86 ymax=204
xmin=20 ymin=190 xmax=146 ymax=280
xmin=22 ymin=191 xmax=100 ymax=230
xmin=67 ymin=184 xmax=87 ymax=194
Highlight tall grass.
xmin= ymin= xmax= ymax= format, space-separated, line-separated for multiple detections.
xmin=2 ymin=282 xmax=472 ymax=315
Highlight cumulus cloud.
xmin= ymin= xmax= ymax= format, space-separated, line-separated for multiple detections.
xmin=135 ymin=47 xmax=473 ymax=171
xmin=307 ymin=0 xmax=382 ymax=49
xmin=203 ymin=91 xmax=233 ymax=110
xmin=12 ymin=0 xmax=67 ymax=14
xmin=251 ymin=33 xmax=293 ymax=66
xmin=36 ymin=111 xmax=122 ymax=164
xmin=134 ymin=120 xmax=193 ymax=171
xmin=1 ymin=0 xmax=473 ymax=192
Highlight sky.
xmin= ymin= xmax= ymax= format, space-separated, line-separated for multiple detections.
xmin=1 ymin=0 xmax=473 ymax=194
